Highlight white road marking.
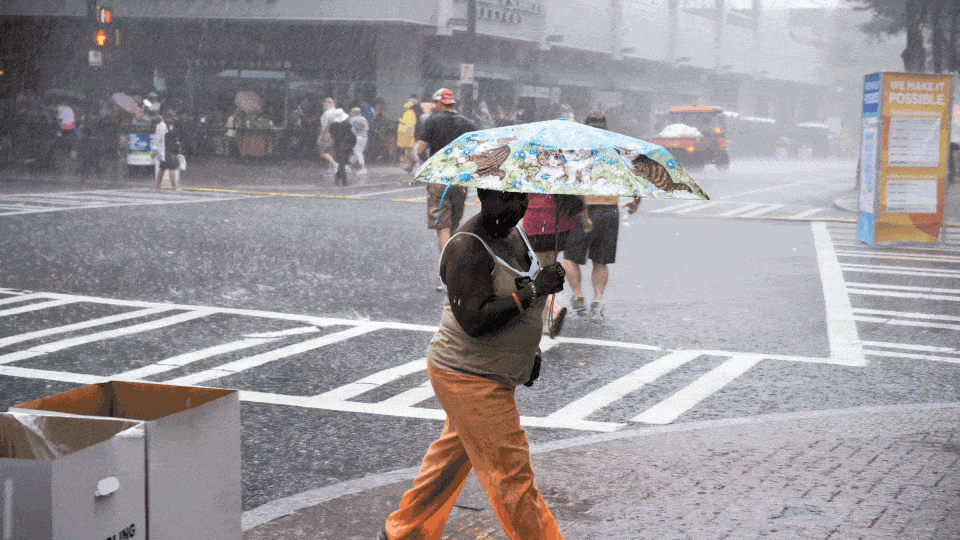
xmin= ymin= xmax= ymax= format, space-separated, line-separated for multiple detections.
xmin=840 ymin=263 xmax=960 ymax=278
xmin=738 ymin=203 xmax=785 ymax=217
xmin=0 ymin=293 xmax=49 ymax=306
xmin=245 ymin=326 xmax=321 ymax=338
xmin=835 ymin=251 xmax=960 ymax=263
xmin=832 ymin=242 xmax=960 ymax=253
xmin=862 ymin=340 xmax=958 ymax=353
xmin=316 ymin=358 xmax=426 ymax=401
xmin=848 ymin=288 xmax=960 ymax=302
xmin=547 ymin=350 xmax=702 ymax=421
xmin=0 ymin=310 xmax=213 ymax=365
xmin=113 ymin=337 xmax=280 ymax=381
xmin=846 ymin=282 xmax=960 ymax=295
xmin=0 ymin=307 xmax=170 ymax=349
xmin=853 ymin=308 xmax=960 ymax=323
xmin=789 ymin=208 xmax=824 ymax=219
xmin=377 ymin=380 xmax=436 ymax=408
xmin=864 ymin=350 xmax=960 ymax=364
xmin=0 ymin=365 xmax=105 ymax=385
xmin=718 ymin=203 xmax=766 ymax=216
xmin=647 ymin=200 xmax=703 ymax=213
xmin=0 ymin=299 xmax=76 ymax=317
xmin=160 ymin=324 xmax=378 ymax=386
xmin=811 ymin=222 xmax=865 ymax=366
xmin=854 ymin=316 xmax=960 ymax=331
xmin=675 ymin=201 xmax=719 ymax=214
xmin=358 ymin=186 xmax=423 ymax=197
xmin=631 ymin=354 xmax=764 ymax=424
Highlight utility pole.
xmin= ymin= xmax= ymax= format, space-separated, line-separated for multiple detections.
xmin=460 ymin=0 xmax=476 ymax=118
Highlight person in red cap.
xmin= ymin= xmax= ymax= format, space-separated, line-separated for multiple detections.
xmin=416 ymin=88 xmax=478 ymax=265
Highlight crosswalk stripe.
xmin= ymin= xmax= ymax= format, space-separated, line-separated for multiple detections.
xmin=738 ymin=203 xmax=785 ymax=217
xmin=0 ymin=299 xmax=76 ymax=317
xmin=848 ymin=288 xmax=960 ymax=302
xmin=0 ymin=310 xmax=213 ymax=365
xmin=631 ymin=354 xmax=763 ymax=424
xmin=840 ymin=264 xmax=960 ymax=278
xmin=0 ymin=293 xmax=49 ymax=306
xmin=854 ymin=316 xmax=960 ymax=331
xmin=789 ymin=208 xmax=824 ymax=219
xmin=836 ymin=251 xmax=960 ymax=263
xmin=718 ymin=203 xmax=765 ymax=216
xmin=675 ymin=201 xmax=718 ymax=214
xmin=161 ymin=324 xmax=378 ymax=386
xmin=113 ymin=336 xmax=280 ymax=381
xmin=862 ymin=340 xmax=957 ymax=353
xmin=853 ymin=308 xmax=960 ymax=322
xmin=0 ymin=307 xmax=170 ymax=349
xmin=547 ymin=350 xmax=702 ymax=421
xmin=316 ymin=358 xmax=426 ymax=401
xmin=647 ymin=201 xmax=702 ymax=214
xmin=864 ymin=349 xmax=960 ymax=364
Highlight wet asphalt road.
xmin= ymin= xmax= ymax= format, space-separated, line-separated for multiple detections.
xmin=1 ymin=161 xmax=958 ymax=511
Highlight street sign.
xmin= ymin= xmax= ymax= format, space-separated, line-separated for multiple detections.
xmin=89 ymin=50 xmax=103 ymax=67
xmin=857 ymin=72 xmax=953 ymax=243
xmin=459 ymin=63 xmax=474 ymax=85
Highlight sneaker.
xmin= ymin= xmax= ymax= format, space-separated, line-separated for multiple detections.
xmin=358 ymin=168 xmax=368 ymax=175
xmin=589 ymin=300 xmax=604 ymax=320
xmin=572 ymin=296 xmax=586 ymax=316
xmin=548 ymin=307 xmax=567 ymax=338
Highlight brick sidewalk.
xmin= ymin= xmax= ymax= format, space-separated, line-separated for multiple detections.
xmin=244 ymin=403 xmax=960 ymax=540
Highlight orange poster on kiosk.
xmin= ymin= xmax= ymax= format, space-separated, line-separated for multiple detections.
xmin=859 ymin=72 xmax=952 ymax=243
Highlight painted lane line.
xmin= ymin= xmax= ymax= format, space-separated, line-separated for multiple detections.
xmin=789 ymin=208 xmax=824 ymax=219
xmin=848 ymin=289 xmax=960 ymax=302
xmin=0 ymin=293 xmax=50 ymax=306
xmin=0 ymin=365 xmax=105 ymax=385
xmin=553 ymin=336 xmax=662 ymax=352
xmin=0 ymin=195 xmax=259 ymax=216
xmin=245 ymin=326 xmax=321 ymax=338
xmin=160 ymin=324 xmax=379 ymax=386
xmin=631 ymin=354 xmax=764 ymax=425
xmin=853 ymin=308 xmax=960 ymax=323
xmin=315 ymin=358 xmax=427 ymax=401
xmin=547 ymin=350 xmax=703 ymax=421
xmin=377 ymin=381 xmax=436 ymax=408
xmin=647 ymin=200 xmax=703 ymax=214
xmin=864 ymin=349 xmax=960 ymax=364
xmin=846 ymin=282 xmax=960 ymax=294
xmin=835 ymin=251 xmax=960 ymax=263
xmin=0 ymin=307 xmax=170 ymax=349
xmin=0 ymin=299 xmax=76 ymax=317
xmin=675 ymin=201 xmax=719 ymax=214
xmin=240 ymin=390 xmax=622 ymax=432
xmin=862 ymin=340 xmax=957 ymax=353
xmin=832 ymin=242 xmax=960 ymax=253
xmin=358 ymin=186 xmax=424 ymax=198
xmin=839 ymin=264 xmax=960 ymax=278
xmin=718 ymin=203 xmax=766 ymax=216
xmin=0 ymin=310 xmax=213 ymax=365
xmin=811 ymin=222 xmax=865 ymax=366
xmin=854 ymin=316 xmax=960 ymax=331
xmin=0 ymin=195 xmax=92 ymax=206
xmin=738 ymin=204 xmax=785 ymax=217
xmin=113 ymin=337 xmax=280 ymax=381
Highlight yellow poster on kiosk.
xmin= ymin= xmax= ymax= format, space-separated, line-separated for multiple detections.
xmin=857 ymin=72 xmax=952 ymax=243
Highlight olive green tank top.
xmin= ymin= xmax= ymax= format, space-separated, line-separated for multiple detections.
xmin=428 ymin=229 xmax=545 ymax=388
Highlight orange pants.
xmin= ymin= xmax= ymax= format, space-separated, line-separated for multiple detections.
xmin=384 ymin=362 xmax=564 ymax=540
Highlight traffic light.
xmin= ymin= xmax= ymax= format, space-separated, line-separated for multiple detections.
xmin=93 ymin=6 xmax=117 ymax=47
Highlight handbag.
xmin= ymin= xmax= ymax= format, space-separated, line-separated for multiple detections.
xmin=176 ymin=154 xmax=186 ymax=171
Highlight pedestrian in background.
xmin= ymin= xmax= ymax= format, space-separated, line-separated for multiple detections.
xmin=328 ymin=108 xmax=356 ymax=187
xmin=416 ymin=88 xmax=477 ymax=260
xmin=152 ymin=108 xmax=182 ymax=190
xmin=397 ymin=100 xmax=418 ymax=172
xmin=349 ymin=106 xmax=369 ymax=175
xmin=522 ymin=193 xmax=591 ymax=337
xmin=317 ymin=97 xmax=340 ymax=174
xmin=561 ymin=111 xmax=639 ymax=319
xmin=377 ymin=188 xmax=567 ymax=540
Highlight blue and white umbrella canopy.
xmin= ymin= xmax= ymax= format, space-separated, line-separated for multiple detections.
xmin=413 ymin=119 xmax=709 ymax=200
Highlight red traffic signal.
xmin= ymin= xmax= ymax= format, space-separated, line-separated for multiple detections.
xmin=95 ymin=29 xmax=108 ymax=46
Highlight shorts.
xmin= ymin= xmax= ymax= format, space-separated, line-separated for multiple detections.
xmin=564 ymin=204 xmax=619 ymax=265
xmin=427 ymin=183 xmax=467 ymax=230
xmin=158 ymin=156 xmax=179 ymax=171
xmin=528 ymin=230 xmax=570 ymax=253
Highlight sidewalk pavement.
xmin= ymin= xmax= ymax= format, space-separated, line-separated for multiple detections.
xmin=243 ymin=403 xmax=959 ymax=540
xmin=0 ymin=155 xmax=418 ymax=192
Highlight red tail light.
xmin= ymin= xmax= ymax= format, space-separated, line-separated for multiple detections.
xmin=686 ymin=146 xmax=695 ymax=153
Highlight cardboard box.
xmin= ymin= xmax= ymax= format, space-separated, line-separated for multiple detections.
xmin=11 ymin=381 xmax=240 ymax=540
xmin=0 ymin=412 xmax=145 ymax=540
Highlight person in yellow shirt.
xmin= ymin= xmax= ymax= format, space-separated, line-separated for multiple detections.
xmin=396 ymin=101 xmax=418 ymax=172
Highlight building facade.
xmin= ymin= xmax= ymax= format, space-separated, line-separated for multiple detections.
xmin=1 ymin=0 xmax=904 ymax=143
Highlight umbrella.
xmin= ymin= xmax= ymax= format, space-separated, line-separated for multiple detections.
xmin=413 ymin=118 xmax=709 ymax=201
xmin=235 ymin=91 xmax=263 ymax=113
xmin=111 ymin=92 xmax=139 ymax=114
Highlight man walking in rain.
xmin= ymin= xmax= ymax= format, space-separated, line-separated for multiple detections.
xmin=416 ymin=88 xmax=477 ymax=259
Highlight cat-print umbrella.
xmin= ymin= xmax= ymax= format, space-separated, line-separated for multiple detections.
xmin=412 ymin=118 xmax=709 ymax=200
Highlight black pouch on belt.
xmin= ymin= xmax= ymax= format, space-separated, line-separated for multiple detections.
xmin=524 ymin=348 xmax=542 ymax=387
